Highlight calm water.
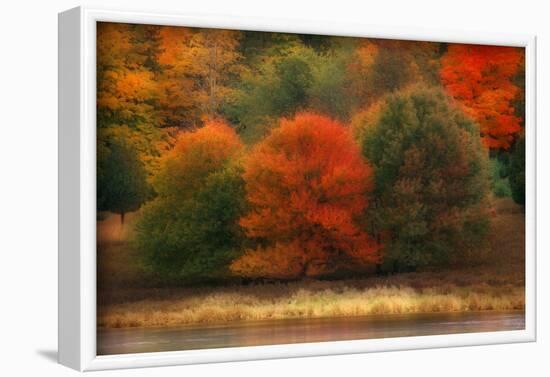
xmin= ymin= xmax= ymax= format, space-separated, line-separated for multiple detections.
xmin=97 ymin=311 xmax=524 ymax=355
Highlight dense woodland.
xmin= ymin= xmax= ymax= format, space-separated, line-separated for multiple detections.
xmin=97 ymin=22 xmax=526 ymax=284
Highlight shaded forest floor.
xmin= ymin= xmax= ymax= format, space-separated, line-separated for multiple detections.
xmin=97 ymin=198 xmax=525 ymax=329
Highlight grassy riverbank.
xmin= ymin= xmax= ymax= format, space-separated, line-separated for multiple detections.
xmin=97 ymin=198 xmax=525 ymax=329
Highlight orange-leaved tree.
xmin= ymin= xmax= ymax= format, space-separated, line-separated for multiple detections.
xmin=230 ymin=113 xmax=380 ymax=279
xmin=96 ymin=23 xmax=175 ymax=177
xmin=156 ymin=27 xmax=243 ymax=128
xmin=440 ymin=44 xmax=524 ymax=149
xmin=153 ymin=120 xmax=244 ymax=199
xmin=97 ymin=22 xmax=160 ymax=129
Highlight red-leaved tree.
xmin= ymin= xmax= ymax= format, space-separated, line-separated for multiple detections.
xmin=440 ymin=44 xmax=524 ymax=149
xmin=230 ymin=113 xmax=380 ymax=279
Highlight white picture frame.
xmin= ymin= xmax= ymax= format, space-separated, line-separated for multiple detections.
xmin=58 ymin=6 xmax=537 ymax=371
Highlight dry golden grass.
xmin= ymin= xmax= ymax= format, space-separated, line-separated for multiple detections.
xmin=98 ymin=283 xmax=524 ymax=328
xmin=97 ymin=198 xmax=525 ymax=328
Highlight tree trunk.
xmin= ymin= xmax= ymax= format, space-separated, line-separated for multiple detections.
xmin=392 ymin=259 xmax=399 ymax=274
xmin=299 ymin=259 xmax=314 ymax=280
xmin=120 ymin=212 xmax=125 ymax=226
xmin=375 ymin=231 xmax=382 ymax=275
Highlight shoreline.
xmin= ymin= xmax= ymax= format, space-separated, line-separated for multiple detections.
xmin=98 ymin=308 xmax=526 ymax=331
xmin=98 ymin=280 xmax=524 ymax=329
xmin=97 ymin=309 xmax=525 ymax=355
xmin=97 ymin=198 xmax=525 ymax=330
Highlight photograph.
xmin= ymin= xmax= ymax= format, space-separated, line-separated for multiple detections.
xmin=95 ymin=21 xmax=526 ymax=355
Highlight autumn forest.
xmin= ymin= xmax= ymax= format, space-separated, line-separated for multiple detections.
xmin=96 ymin=22 xmax=526 ymax=351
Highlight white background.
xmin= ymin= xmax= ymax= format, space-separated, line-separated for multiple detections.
xmin=0 ymin=0 xmax=547 ymax=375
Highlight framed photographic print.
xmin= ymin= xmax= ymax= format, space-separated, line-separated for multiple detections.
xmin=58 ymin=6 xmax=536 ymax=371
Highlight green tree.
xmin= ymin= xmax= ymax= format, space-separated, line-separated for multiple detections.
xmin=509 ymin=134 xmax=526 ymax=205
xmin=361 ymin=86 xmax=491 ymax=271
xmin=134 ymin=122 xmax=246 ymax=283
xmin=308 ymin=47 xmax=356 ymax=121
xmin=224 ymin=46 xmax=315 ymax=143
xmin=97 ymin=135 xmax=150 ymax=225
xmin=270 ymin=56 xmax=313 ymax=115
xmin=226 ymin=38 xmax=358 ymax=143
xmin=238 ymin=31 xmax=302 ymax=65
xmin=135 ymin=165 xmax=245 ymax=283
xmin=489 ymin=157 xmax=512 ymax=198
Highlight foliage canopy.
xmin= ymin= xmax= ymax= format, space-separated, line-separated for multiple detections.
xmin=231 ymin=113 xmax=380 ymax=279
xmin=440 ymin=45 xmax=524 ymax=149
xmin=361 ymin=86 xmax=491 ymax=271
xmin=134 ymin=122 xmax=246 ymax=282
xmin=97 ymin=134 xmax=150 ymax=224
xmin=95 ymin=24 xmax=526 ymax=283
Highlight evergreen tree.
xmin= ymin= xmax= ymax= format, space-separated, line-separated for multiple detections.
xmin=97 ymin=136 xmax=150 ymax=225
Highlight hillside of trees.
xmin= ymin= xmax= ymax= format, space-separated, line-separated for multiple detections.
xmin=97 ymin=22 xmax=526 ymax=284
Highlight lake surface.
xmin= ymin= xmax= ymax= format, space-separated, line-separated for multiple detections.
xmin=97 ymin=311 xmax=524 ymax=355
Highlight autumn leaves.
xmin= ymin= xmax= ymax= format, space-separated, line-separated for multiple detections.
xmin=135 ymin=114 xmax=380 ymax=281
xmin=97 ymin=23 xmax=526 ymax=283
xmin=440 ymin=45 xmax=524 ymax=149
xmin=135 ymin=122 xmax=246 ymax=282
xmin=134 ymin=92 xmax=489 ymax=281
xmin=232 ymin=113 xmax=379 ymax=278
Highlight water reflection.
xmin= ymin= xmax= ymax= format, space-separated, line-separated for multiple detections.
xmin=97 ymin=311 xmax=524 ymax=355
